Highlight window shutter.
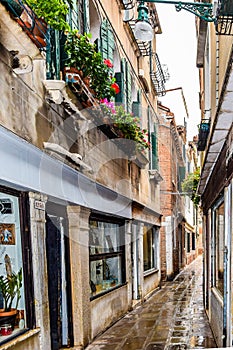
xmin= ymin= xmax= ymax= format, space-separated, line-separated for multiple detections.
xmin=132 ymin=89 xmax=142 ymax=119
xmin=125 ymin=61 xmax=132 ymax=112
xmin=83 ymin=0 xmax=90 ymax=33
xmin=67 ymin=2 xmax=78 ymax=30
xmin=100 ymin=19 xmax=115 ymax=74
xmin=115 ymin=72 xmax=124 ymax=104
xmin=179 ymin=166 xmax=186 ymax=191
xmin=121 ymin=58 xmax=126 ymax=107
xmin=151 ymin=123 xmax=158 ymax=170
xmin=46 ymin=29 xmax=62 ymax=80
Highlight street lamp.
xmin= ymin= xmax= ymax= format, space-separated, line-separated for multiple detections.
xmin=134 ymin=0 xmax=215 ymax=41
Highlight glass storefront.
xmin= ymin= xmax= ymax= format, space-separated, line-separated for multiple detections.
xmin=89 ymin=218 xmax=125 ymax=297
xmin=0 ymin=190 xmax=26 ymax=342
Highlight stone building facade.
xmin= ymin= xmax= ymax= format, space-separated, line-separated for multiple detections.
xmin=197 ymin=3 xmax=233 ymax=347
xmin=0 ymin=0 xmax=166 ymax=349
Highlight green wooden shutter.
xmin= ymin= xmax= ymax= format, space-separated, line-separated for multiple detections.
xmin=67 ymin=1 xmax=78 ymax=30
xmin=151 ymin=123 xmax=158 ymax=170
xmin=125 ymin=61 xmax=132 ymax=112
xmin=179 ymin=166 xmax=186 ymax=191
xmin=84 ymin=0 xmax=90 ymax=33
xmin=132 ymin=89 xmax=142 ymax=119
xmin=115 ymin=72 xmax=124 ymax=104
xmin=115 ymin=58 xmax=126 ymax=105
xmin=46 ymin=29 xmax=61 ymax=80
xmin=121 ymin=58 xmax=126 ymax=107
xmin=100 ymin=19 xmax=115 ymax=74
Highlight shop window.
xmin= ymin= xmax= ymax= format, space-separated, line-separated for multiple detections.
xmin=0 ymin=189 xmax=28 ymax=343
xmin=192 ymin=232 xmax=196 ymax=250
xmin=212 ymin=198 xmax=224 ymax=296
xmin=89 ymin=217 xmax=125 ymax=298
xmin=186 ymin=231 xmax=190 ymax=253
xmin=143 ymin=226 xmax=158 ymax=272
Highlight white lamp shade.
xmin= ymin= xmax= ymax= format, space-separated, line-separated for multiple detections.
xmin=134 ymin=20 xmax=154 ymax=41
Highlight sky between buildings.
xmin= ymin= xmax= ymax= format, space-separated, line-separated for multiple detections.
xmin=156 ymin=3 xmax=201 ymax=141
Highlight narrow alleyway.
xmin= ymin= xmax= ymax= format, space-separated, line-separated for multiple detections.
xmin=85 ymin=255 xmax=217 ymax=350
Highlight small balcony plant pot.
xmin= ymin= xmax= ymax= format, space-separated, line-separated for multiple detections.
xmin=0 ymin=268 xmax=22 ymax=331
xmin=0 ymin=308 xmax=17 ymax=330
xmin=0 ymin=0 xmax=23 ymax=17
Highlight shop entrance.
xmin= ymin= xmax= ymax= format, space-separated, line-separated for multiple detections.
xmin=46 ymin=204 xmax=73 ymax=349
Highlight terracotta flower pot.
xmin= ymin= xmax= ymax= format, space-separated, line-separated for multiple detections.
xmin=0 ymin=308 xmax=17 ymax=330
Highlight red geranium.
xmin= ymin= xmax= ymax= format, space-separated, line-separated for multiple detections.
xmin=104 ymin=59 xmax=114 ymax=68
xmin=111 ymin=82 xmax=120 ymax=94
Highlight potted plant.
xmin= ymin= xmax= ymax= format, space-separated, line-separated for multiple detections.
xmin=64 ymin=30 xmax=118 ymax=100
xmin=100 ymin=99 xmax=150 ymax=151
xmin=24 ymin=0 xmax=72 ymax=31
xmin=0 ymin=267 xmax=22 ymax=329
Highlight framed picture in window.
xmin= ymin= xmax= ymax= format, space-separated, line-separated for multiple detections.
xmin=0 ymin=223 xmax=16 ymax=245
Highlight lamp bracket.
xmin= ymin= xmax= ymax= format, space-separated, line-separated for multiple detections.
xmin=141 ymin=0 xmax=215 ymax=22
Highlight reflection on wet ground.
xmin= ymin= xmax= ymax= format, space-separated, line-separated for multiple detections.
xmin=85 ymin=255 xmax=217 ymax=350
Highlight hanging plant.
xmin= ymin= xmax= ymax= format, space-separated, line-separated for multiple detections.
xmin=181 ymin=167 xmax=200 ymax=205
xmin=24 ymin=0 xmax=72 ymax=31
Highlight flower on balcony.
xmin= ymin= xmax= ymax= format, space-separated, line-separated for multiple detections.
xmin=104 ymin=59 xmax=114 ymax=68
xmin=64 ymin=30 xmax=120 ymax=101
xmin=111 ymin=82 xmax=120 ymax=94
xmin=100 ymin=99 xmax=150 ymax=151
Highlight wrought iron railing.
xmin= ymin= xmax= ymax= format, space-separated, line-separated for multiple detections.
xmin=0 ymin=0 xmax=48 ymax=48
xmin=197 ymin=119 xmax=210 ymax=151
xmin=150 ymin=53 xmax=167 ymax=96
xmin=215 ymin=0 xmax=233 ymax=35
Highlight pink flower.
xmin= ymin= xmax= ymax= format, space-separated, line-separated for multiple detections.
xmin=104 ymin=59 xmax=113 ymax=68
xmin=100 ymin=98 xmax=109 ymax=104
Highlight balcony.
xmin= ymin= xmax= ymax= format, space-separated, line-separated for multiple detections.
xmin=0 ymin=0 xmax=48 ymax=49
xmin=215 ymin=0 xmax=233 ymax=35
xmin=197 ymin=119 xmax=210 ymax=151
xmin=150 ymin=53 xmax=169 ymax=97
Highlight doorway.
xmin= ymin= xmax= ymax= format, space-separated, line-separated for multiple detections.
xmin=46 ymin=206 xmax=73 ymax=349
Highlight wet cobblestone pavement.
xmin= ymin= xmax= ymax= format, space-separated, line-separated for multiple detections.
xmin=85 ymin=255 xmax=217 ymax=350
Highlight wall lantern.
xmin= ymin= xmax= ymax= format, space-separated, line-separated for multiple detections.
xmin=134 ymin=0 xmax=215 ymax=41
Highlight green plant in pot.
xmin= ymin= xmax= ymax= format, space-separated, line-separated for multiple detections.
xmin=24 ymin=0 xmax=72 ymax=31
xmin=64 ymin=30 xmax=117 ymax=100
xmin=0 ymin=267 xmax=22 ymax=329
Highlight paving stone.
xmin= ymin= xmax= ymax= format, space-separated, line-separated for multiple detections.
xmin=145 ymin=343 xmax=165 ymax=350
xmin=84 ymin=256 xmax=217 ymax=350
xmin=167 ymin=344 xmax=188 ymax=349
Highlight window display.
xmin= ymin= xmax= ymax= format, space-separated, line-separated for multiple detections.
xmin=89 ymin=219 xmax=125 ymax=297
xmin=212 ymin=198 xmax=224 ymax=296
xmin=143 ymin=225 xmax=158 ymax=272
xmin=0 ymin=191 xmax=25 ymax=343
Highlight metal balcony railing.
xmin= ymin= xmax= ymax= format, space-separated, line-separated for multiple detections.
xmin=0 ymin=0 xmax=48 ymax=48
xmin=215 ymin=0 xmax=233 ymax=35
xmin=150 ymin=53 xmax=167 ymax=96
xmin=197 ymin=119 xmax=210 ymax=151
